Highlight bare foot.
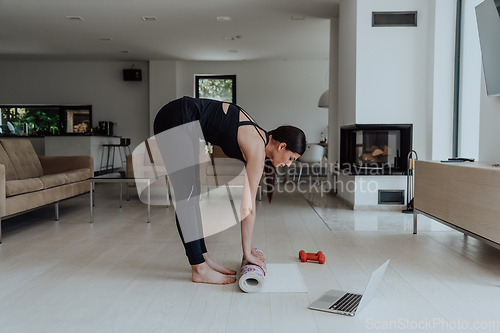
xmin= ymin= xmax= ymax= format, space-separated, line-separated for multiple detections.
xmin=192 ymin=263 xmax=236 ymax=285
xmin=203 ymin=253 xmax=237 ymax=275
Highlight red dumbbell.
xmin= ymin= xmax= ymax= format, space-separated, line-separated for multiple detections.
xmin=299 ymin=250 xmax=325 ymax=264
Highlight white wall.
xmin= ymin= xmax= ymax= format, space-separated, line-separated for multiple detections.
xmin=328 ymin=18 xmax=340 ymax=165
xmin=459 ymin=0 xmax=483 ymax=160
xmin=149 ymin=60 xmax=330 ymax=144
xmin=338 ymin=0 xmax=358 ymax=128
xmin=336 ymin=173 xmax=406 ymax=207
xmin=353 ymin=175 xmax=407 ymax=206
xmin=149 ymin=60 xmax=176 ymax=136
xmin=426 ymin=0 xmax=456 ymax=160
xmin=355 ymin=0 xmax=430 ymax=159
xmin=460 ymin=0 xmax=500 ymax=162
xmin=479 ymin=69 xmax=500 ymax=162
xmin=0 ymin=59 xmax=328 ymax=157
xmin=335 ymin=0 xmax=459 ymax=162
xmin=0 ymin=61 xmax=150 ymax=151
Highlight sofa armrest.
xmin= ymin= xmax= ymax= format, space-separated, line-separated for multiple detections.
xmin=0 ymin=164 xmax=5 ymax=217
xmin=38 ymin=156 xmax=94 ymax=176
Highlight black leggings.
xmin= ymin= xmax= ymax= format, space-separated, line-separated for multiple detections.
xmin=154 ymin=99 xmax=207 ymax=266
xmin=175 ymin=214 xmax=207 ymax=265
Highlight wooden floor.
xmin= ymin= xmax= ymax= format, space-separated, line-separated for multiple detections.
xmin=1 ymin=182 xmax=500 ymax=333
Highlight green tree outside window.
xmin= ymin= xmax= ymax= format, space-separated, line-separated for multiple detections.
xmin=195 ymin=75 xmax=236 ymax=103
xmin=0 ymin=107 xmax=59 ymax=135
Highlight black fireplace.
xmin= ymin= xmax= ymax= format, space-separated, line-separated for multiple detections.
xmin=340 ymin=124 xmax=412 ymax=175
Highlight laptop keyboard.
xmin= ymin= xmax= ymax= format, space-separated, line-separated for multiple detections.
xmin=329 ymin=293 xmax=362 ymax=313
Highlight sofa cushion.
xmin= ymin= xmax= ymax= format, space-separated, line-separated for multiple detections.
xmin=5 ymin=181 xmax=89 ymax=217
xmin=39 ymin=173 xmax=71 ymax=189
xmin=5 ymin=178 xmax=44 ymax=197
xmin=65 ymin=168 xmax=92 ymax=183
xmin=0 ymin=143 xmax=18 ymax=181
xmin=0 ymin=139 xmax=44 ymax=180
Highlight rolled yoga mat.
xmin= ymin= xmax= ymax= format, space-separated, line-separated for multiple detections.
xmin=238 ymin=249 xmax=266 ymax=293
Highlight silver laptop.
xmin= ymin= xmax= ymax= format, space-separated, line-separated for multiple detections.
xmin=309 ymin=260 xmax=390 ymax=316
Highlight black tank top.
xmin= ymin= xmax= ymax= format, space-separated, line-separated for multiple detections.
xmin=175 ymin=96 xmax=268 ymax=163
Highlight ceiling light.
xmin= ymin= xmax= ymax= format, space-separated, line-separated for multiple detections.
xmin=224 ymin=35 xmax=242 ymax=41
xmin=217 ymin=16 xmax=232 ymax=21
xmin=290 ymin=16 xmax=306 ymax=20
xmin=66 ymin=16 xmax=84 ymax=21
xmin=142 ymin=16 xmax=157 ymax=22
xmin=98 ymin=37 xmax=113 ymax=41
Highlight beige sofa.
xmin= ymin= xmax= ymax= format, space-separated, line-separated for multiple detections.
xmin=0 ymin=139 xmax=93 ymax=243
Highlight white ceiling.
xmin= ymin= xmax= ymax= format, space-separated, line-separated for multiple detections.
xmin=0 ymin=0 xmax=340 ymax=62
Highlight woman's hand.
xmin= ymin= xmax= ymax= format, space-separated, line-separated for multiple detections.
xmin=245 ymin=252 xmax=267 ymax=275
xmin=251 ymin=247 xmax=266 ymax=264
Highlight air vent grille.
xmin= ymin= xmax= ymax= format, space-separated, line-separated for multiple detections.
xmin=66 ymin=16 xmax=84 ymax=21
xmin=378 ymin=190 xmax=405 ymax=205
xmin=372 ymin=11 xmax=417 ymax=27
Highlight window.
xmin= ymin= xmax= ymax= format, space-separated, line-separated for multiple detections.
xmin=0 ymin=105 xmax=92 ymax=136
xmin=195 ymin=75 xmax=236 ymax=103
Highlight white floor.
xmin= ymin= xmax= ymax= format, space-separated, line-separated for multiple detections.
xmin=1 ymin=182 xmax=499 ymax=333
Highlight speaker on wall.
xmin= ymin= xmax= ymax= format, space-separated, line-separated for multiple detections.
xmin=123 ymin=69 xmax=142 ymax=81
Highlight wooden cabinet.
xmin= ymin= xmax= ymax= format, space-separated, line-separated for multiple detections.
xmin=414 ymin=160 xmax=500 ymax=248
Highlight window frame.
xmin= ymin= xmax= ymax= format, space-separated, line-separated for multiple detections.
xmin=0 ymin=104 xmax=92 ymax=136
xmin=195 ymin=74 xmax=237 ymax=104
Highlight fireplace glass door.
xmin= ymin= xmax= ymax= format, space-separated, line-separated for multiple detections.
xmin=355 ymin=130 xmax=400 ymax=169
xmin=340 ymin=124 xmax=412 ymax=175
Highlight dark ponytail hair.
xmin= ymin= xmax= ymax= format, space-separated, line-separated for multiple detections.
xmin=264 ymin=125 xmax=306 ymax=203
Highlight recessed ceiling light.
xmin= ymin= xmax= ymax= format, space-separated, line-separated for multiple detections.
xmin=118 ymin=50 xmax=130 ymax=54
xmin=290 ymin=16 xmax=306 ymax=20
xmin=98 ymin=37 xmax=113 ymax=41
xmin=142 ymin=16 xmax=157 ymax=22
xmin=66 ymin=16 xmax=84 ymax=21
xmin=224 ymin=35 xmax=242 ymax=41
xmin=228 ymin=50 xmax=238 ymax=53
xmin=217 ymin=16 xmax=232 ymax=21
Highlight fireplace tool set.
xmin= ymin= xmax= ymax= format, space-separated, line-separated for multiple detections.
xmin=402 ymin=150 xmax=418 ymax=214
